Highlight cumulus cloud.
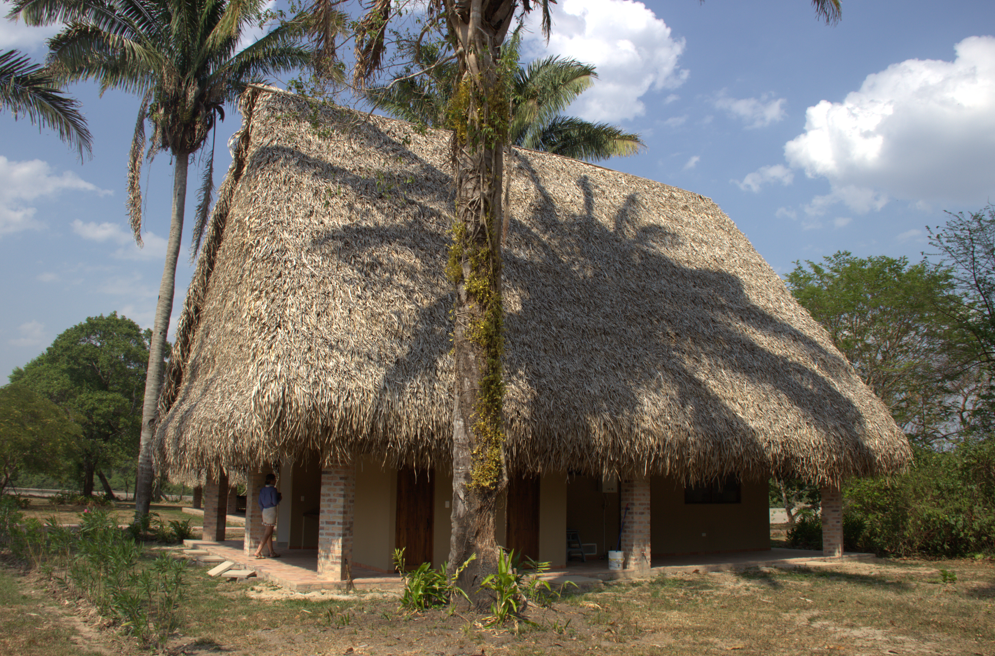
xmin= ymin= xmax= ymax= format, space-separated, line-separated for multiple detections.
xmin=0 ymin=157 xmax=111 ymax=236
xmin=715 ymin=93 xmax=786 ymax=128
xmin=522 ymin=0 xmax=688 ymax=122
xmin=833 ymin=217 xmax=852 ymax=228
xmin=683 ymin=155 xmax=700 ymax=170
xmin=71 ymin=219 xmax=170 ymax=261
xmin=734 ymin=164 xmax=794 ymax=192
xmin=8 ymin=320 xmax=45 ymax=347
xmin=785 ymin=36 xmax=995 ymax=213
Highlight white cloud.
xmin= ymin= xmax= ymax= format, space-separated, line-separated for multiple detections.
xmin=663 ymin=116 xmax=687 ymax=128
xmin=785 ymin=36 xmax=995 ymax=212
xmin=522 ymin=0 xmax=688 ymax=122
xmin=715 ymin=93 xmax=786 ymax=128
xmin=775 ymin=207 xmax=797 ymax=220
xmin=0 ymin=157 xmax=111 ymax=236
xmin=734 ymin=164 xmax=794 ymax=192
xmin=9 ymin=320 xmax=45 ymax=347
xmin=71 ymin=219 xmax=170 ymax=261
xmin=833 ymin=217 xmax=852 ymax=228
xmin=683 ymin=155 xmax=700 ymax=170
xmin=897 ymin=228 xmax=924 ymax=242
xmin=0 ymin=1 xmax=61 ymax=51
xmin=37 ymin=272 xmax=59 ymax=282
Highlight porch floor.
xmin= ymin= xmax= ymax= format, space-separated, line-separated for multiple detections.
xmin=181 ymin=540 xmax=875 ymax=593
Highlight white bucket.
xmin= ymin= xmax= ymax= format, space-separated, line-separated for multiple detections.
xmin=608 ymin=550 xmax=623 ymax=571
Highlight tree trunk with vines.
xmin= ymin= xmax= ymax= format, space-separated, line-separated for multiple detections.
xmin=442 ymin=0 xmax=517 ymax=610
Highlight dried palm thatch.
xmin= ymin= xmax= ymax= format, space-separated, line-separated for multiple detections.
xmin=157 ymin=86 xmax=910 ymax=487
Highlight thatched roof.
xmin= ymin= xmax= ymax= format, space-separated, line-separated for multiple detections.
xmin=157 ymin=86 xmax=910 ymax=486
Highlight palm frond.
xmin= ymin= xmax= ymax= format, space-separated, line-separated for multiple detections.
xmin=812 ymin=0 xmax=842 ymax=25
xmin=524 ymin=116 xmax=643 ymax=162
xmin=511 ymin=54 xmax=596 ymax=144
xmin=190 ymin=128 xmax=216 ymax=260
xmin=353 ymin=0 xmax=391 ymax=89
xmin=0 ymin=49 xmax=93 ymax=159
xmin=127 ymin=91 xmax=151 ymax=244
xmin=46 ymin=25 xmax=161 ymax=94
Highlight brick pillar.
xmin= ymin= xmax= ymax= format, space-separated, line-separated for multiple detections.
xmin=244 ymin=469 xmax=270 ymax=556
xmin=621 ymin=476 xmax=651 ymax=572
xmin=226 ymin=484 xmax=238 ymax=515
xmin=202 ymin=471 xmax=228 ymax=542
xmin=192 ymin=485 xmax=203 ymax=509
xmin=317 ymin=463 xmax=356 ymax=581
xmin=821 ymin=486 xmax=843 ymax=557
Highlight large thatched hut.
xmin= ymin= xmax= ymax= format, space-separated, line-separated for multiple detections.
xmin=157 ymin=86 xmax=910 ymax=579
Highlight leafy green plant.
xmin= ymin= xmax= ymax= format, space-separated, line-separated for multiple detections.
xmin=393 ymin=548 xmax=473 ymax=610
xmin=168 ymin=518 xmax=194 ymax=542
xmin=479 ymin=549 xmax=557 ymax=626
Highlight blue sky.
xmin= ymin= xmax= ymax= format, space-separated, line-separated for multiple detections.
xmin=2 ymin=0 xmax=994 ymax=380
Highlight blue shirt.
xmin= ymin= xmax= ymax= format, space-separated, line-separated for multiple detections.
xmin=259 ymin=484 xmax=279 ymax=510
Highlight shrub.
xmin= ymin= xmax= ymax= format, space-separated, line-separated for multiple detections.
xmin=844 ymin=441 xmax=995 ymax=557
xmin=393 ymin=548 xmax=471 ymax=610
xmin=785 ymin=511 xmax=822 ymax=550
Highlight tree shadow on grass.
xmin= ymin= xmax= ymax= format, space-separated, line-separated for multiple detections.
xmin=737 ymin=566 xmax=913 ymax=592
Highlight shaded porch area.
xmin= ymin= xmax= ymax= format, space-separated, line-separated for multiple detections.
xmin=180 ymin=539 xmax=875 ymax=593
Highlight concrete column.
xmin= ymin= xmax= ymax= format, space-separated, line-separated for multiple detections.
xmin=317 ymin=463 xmax=356 ymax=581
xmin=621 ymin=476 xmax=651 ymax=572
xmin=192 ymin=485 xmax=203 ymax=509
xmin=821 ymin=486 xmax=843 ymax=557
xmin=202 ymin=471 xmax=228 ymax=542
xmin=243 ymin=468 xmax=271 ymax=556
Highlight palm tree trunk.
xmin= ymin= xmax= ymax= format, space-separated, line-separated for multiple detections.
xmin=135 ymin=152 xmax=189 ymax=522
xmin=444 ymin=0 xmax=515 ymax=609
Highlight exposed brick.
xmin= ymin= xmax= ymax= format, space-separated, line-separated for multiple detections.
xmin=243 ymin=468 xmax=272 ymax=556
xmin=821 ymin=486 xmax=844 ymax=558
xmin=621 ymin=477 xmax=651 ymax=572
xmin=202 ymin=471 xmax=228 ymax=542
xmin=317 ymin=463 xmax=356 ymax=581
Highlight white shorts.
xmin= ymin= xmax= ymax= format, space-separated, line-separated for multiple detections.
xmin=261 ymin=507 xmax=277 ymax=527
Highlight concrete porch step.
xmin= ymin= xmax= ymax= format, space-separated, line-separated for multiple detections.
xmin=222 ymin=569 xmax=256 ymax=581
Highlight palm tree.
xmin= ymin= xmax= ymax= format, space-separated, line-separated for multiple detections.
xmin=8 ymin=0 xmax=311 ymax=521
xmin=0 ymin=49 xmax=92 ymax=159
xmin=367 ymin=31 xmax=643 ymax=163
xmin=351 ymin=0 xmax=845 ymax=605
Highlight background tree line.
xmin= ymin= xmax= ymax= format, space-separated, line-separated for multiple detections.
xmin=782 ymin=205 xmax=995 ymax=557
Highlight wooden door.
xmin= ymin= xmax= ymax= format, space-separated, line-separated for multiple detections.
xmin=395 ymin=468 xmax=434 ymax=568
xmin=506 ymin=475 xmax=540 ymax=563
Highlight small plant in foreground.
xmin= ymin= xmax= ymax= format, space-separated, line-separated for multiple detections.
xmin=393 ymin=548 xmax=473 ymax=610
xmin=479 ymin=549 xmax=559 ymax=627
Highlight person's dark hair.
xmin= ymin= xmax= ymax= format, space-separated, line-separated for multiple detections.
xmin=265 ymin=473 xmax=276 ymax=484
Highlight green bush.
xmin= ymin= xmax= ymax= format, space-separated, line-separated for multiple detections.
xmin=844 ymin=441 xmax=995 ymax=557
xmin=786 ymin=511 xmax=822 ymax=550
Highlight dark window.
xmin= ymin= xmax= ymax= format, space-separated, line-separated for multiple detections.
xmin=684 ymin=476 xmax=741 ymax=504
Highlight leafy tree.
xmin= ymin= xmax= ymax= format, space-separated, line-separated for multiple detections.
xmin=9 ymin=313 xmax=150 ymax=498
xmin=0 ymin=383 xmax=80 ymax=494
xmin=9 ymin=0 xmax=312 ymax=521
xmin=368 ymin=30 xmax=643 ymax=162
xmin=786 ymin=251 xmax=968 ymax=446
xmin=0 ymin=49 xmax=92 ymax=158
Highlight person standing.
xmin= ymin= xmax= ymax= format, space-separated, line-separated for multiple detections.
xmin=253 ymin=473 xmax=281 ymax=559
